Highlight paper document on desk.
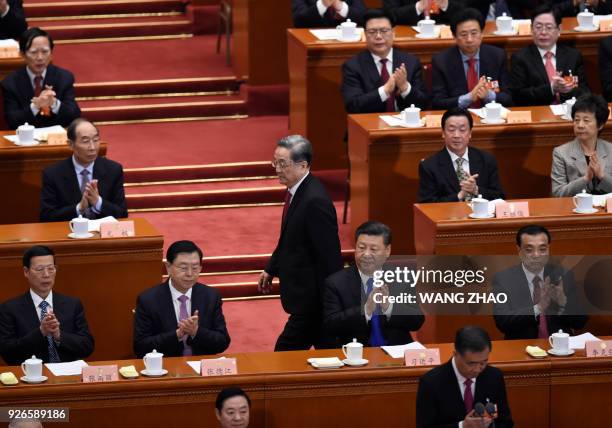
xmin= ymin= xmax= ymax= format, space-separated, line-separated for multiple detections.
xmin=570 ymin=333 xmax=600 ymax=349
xmin=45 ymin=360 xmax=88 ymax=376
xmin=309 ymin=28 xmax=363 ymax=41
xmin=549 ymin=104 xmax=566 ymax=116
xmin=382 ymin=341 xmax=426 ymax=358
xmin=87 ymin=216 xmax=118 ymax=232
xmin=592 ymin=193 xmax=612 ymax=207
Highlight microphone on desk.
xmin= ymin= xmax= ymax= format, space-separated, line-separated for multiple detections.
xmin=474 ymin=402 xmax=486 ymax=428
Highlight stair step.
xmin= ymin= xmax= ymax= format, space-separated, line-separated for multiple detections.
xmin=25 ymin=0 xmax=185 ymax=19
xmin=76 ymin=77 xmax=240 ymax=98
xmin=125 ymin=177 xmax=279 ymax=194
xmin=124 ymin=161 xmax=272 ymax=183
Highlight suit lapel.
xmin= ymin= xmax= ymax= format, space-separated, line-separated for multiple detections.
xmin=93 ymin=158 xmax=106 ymax=195
xmin=281 ymin=173 xmax=311 ymax=234
xmin=17 ymin=67 xmax=34 ymax=104
xmin=555 ymin=45 xmax=568 ymax=75
xmin=348 ymin=265 xmax=364 ymax=306
xmin=161 ymin=282 xmax=179 ymax=328
xmin=443 ymin=360 xmax=467 ymax=415
xmin=451 ymin=47 xmax=469 ymax=92
xmin=43 ymin=64 xmax=57 ymax=88
xmin=363 ymin=52 xmax=382 ymax=91
xmin=568 ymin=139 xmax=588 ymax=177
xmin=190 ymin=283 xmax=204 ymax=318
xmin=22 ymin=292 xmax=41 ymax=329
xmin=468 ymin=149 xmax=483 ymax=187
xmin=62 ymin=157 xmax=82 ymax=199
xmin=528 ymin=45 xmax=550 ymax=83
xmin=439 ymin=149 xmax=461 ymax=193
xmin=514 ymin=264 xmax=537 ymax=309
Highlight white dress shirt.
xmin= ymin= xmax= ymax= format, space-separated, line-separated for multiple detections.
xmin=286 ymin=170 xmax=310 ymax=204
xmin=316 ymin=0 xmax=348 ymax=18
xmin=452 ymin=356 xmax=477 ymax=428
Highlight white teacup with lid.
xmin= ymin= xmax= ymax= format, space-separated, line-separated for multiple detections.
xmin=418 ymin=18 xmax=436 ymax=37
xmin=496 ymin=12 xmax=513 ymax=33
xmin=577 ymin=8 xmax=595 ymax=29
xmin=469 ymin=195 xmax=489 ymax=218
xmin=401 ymin=104 xmax=421 ymax=125
xmin=337 ymin=19 xmax=357 ymax=40
xmin=70 ymin=215 xmax=89 ymax=237
xmin=485 ymin=101 xmax=502 ymax=121
xmin=143 ymin=349 xmax=164 ymax=374
xmin=16 ymin=122 xmax=35 ymax=145
xmin=549 ymin=330 xmax=570 ymax=353
xmin=342 ymin=338 xmax=364 ymax=363
xmin=573 ymin=189 xmax=593 ymax=212
xmin=21 ymin=355 xmax=43 ymax=379
xmin=564 ymin=97 xmax=577 ymax=118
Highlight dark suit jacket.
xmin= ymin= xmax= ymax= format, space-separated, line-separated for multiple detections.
xmin=266 ymin=173 xmax=343 ymax=315
xmin=509 ymin=44 xmax=589 ymax=106
xmin=431 ymin=44 xmax=513 ymax=109
xmin=493 ymin=263 xmax=588 ymax=340
xmin=2 ymin=64 xmax=81 ymax=130
xmin=416 ymin=359 xmax=514 ymax=428
xmin=383 ymin=0 xmax=463 ymax=25
xmin=323 ymin=265 xmax=425 ymax=347
xmin=133 ymin=282 xmax=231 ymax=358
xmin=0 ymin=291 xmax=94 ymax=365
xmin=599 ymin=36 xmax=612 ymax=102
xmin=40 ymin=156 xmax=128 ymax=222
xmin=0 ymin=5 xmax=27 ymax=40
xmin=292 ymin=0 xmax=366 ymax=28
xmin=342 ymin=49 xmax=429 ymax=113
xmin=418 ymin=147 xmax=505 ymax=202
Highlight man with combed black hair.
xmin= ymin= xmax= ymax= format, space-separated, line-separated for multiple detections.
xmin=493 ymin=225 xmax=588 ymax=339
xmin=134 ymin=240 xmax=230 ymax=358
xmin=2 ymin=27 xmax=80 ymax=129
xmin=292 ymin=0 xmax=366 ymax=27
xmin=0 ymin=245 xmax=94 ymax=365
xmin=416 ymin=326 xmax=514 ymax=428
xmin=215 ymin=387 xmax=250 ymax=428
xmin=324 ymin=221 xmax=424 ymax=347
xmin=259 ymin=135 xmax=343 ymax=351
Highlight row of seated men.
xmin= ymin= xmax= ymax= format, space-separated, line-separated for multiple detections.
xmin=292 ymin=0 xmax=612 ymax=28
xmin=342 ymin=6 xmax=612 ymax=114
xmin=0 ymin=0 xmax=26 ymax=41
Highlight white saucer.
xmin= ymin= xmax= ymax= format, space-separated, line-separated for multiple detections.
xmin=574 ymin=25 xmax=598 ymax=32
xmin=468 ymin=213 xmax=495 ymax=219
xmin=572 ymin=208 xmax=598 ymax=214
xmin=547 ymin=348 xmax=575 ymax=357
xmin=560 ymin=114 xmax=572 ymax=121
xmin=481 ymin=118 xmax=506 ymax=125
xmin=415 ymin=33 xmax=439 ymax=39
xmin=342 ymin=358 xmax=369 ymax=367
xmin=14 ymin=141 xmax=40 ymax=146
xmin=401 ymin=121 xmax=424 ymax=128
xmin=336 ymin=36 xmax=362 ymax=42
xmin=20 ymin=375 xmax=47 ymax=384
xmin=140 ymin=369 xmax=168 ymax=377
xmin=493 ymin=30 xmax=517 ymax=36
xmin=67 ymin=232 xmax=94 ymax=239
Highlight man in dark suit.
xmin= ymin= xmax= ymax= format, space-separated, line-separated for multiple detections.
xmin=599 ymin=36 xmax=612 ymax=102
xmin=493 ymin=225 xmax=588 ymax=340
xmin=510 ymin=5 xmax=589 ymax=106
xmin=292 ymin=0 xmax=366 ymax=28
xmin=384 ymin=0 xmax=463 ymax=26
xmin=134 ymin=240 xmax=230 ymax=358
xmin=432 ymin=8 xmax=512 ymax=110
xmin=0 ymin=0 xmax=27 ymax=40
xmin=0 ymin=246 xmax=94 ymax=365
xmin=40 ymin=118 xmax=127 ymax=222
xmin=2 ymin=27 xmax=81 ymax=130
xmin=418 ymin=107 xmax=505 ymax=202
xmin=324 ymin=221 xmax=424 ymax=348
xmin=342 ymin=8 xmax=428 ymax=113
xmin=417 ymin=326 xmax=513 ymax=428
xmin=259 ymin=135 xmax=343 ymax=351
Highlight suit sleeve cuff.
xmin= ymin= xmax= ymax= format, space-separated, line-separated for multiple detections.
xmin=415 ymin=3 xmax=423 ymax=15
xmin=51 ymin=99 xmax=61 ymax=114
xmin=485 ymin=90 xmax=496 ymax=103
xmin=30 ymin=103 xmax=40 ymax=116
xmin=338 ymin=2 xmax=348 ymax=17
xmin=400 ymin=83 xmax=412 ymax=98
xmin=1 ymin=5 xmax=9 ymax=18
xmin=379 ymin=86 xmax=389 ymax=102
xmin=92 ymin=196 xmax=103 ymax=213
xmin=316 ymin=0 xmax=327 ymax=16
xmin=458 ymin=93 xmax=472 ymax=108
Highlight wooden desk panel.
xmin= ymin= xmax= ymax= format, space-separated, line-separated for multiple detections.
xmin=0 ymin=131 xmax=108 ymax=224
xmin=0 ymin=57 xmax=22 ymax=81
xmin=0 ymin=218 xmax=163 ymax=361
xmin=2 ymin=339 xmax=609 ymax=428
xmin=289 ymin=18 xmax=609 ymax=169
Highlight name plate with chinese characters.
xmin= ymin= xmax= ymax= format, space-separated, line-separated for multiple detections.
xmin=517 ymin=23 xmax=531 ymax=35
xmin=439 ymin=26 xmax=453 ymax=39
xmin=82 ymin=365 xmax=119 ymax=383
xmin=506 ymin=111 xmax=532 ymax=124
xmin=404 ymin=349 xmax=441 ymax=367
xmin=201 ymin=358 xmax=237 ymax=376
xmin=425 ymin=115 xmax=443 ymax=128
xmin=495 ymin=202 xmax=530 ymax=218
xmin=586 ymin=340 xmax=612 ymax=358
xmin=100 ymin=221 xmax=135 ymax=238
xmin=606 ymin=198 xmax=612 ymax=213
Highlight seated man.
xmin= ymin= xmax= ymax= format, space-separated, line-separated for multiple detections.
xmin=0 ymin=245 xmax=94 ymax=365
xmin=40 ymin=118 xmax=128 ymax=222
xmin=509 ymin=4 xmax=589 ymax=106
xmin=416 ymin=326 xmax=514 ymax=428
xmin=292 ymin=0 xmax=366 ymax=28
xmin=215 ymin=387 xmax=250 ymax=428
xmin=2 ymin=27 xmax=81 ymax=130
xmin=134 ymin=240 xmax=231 ymax=358
xmin=599 ymin=36 xmax=612 ymax=102
xmin=324 ymin=221 xmax=424 ymax=347
xmin=418 ymin=107 xmax=505 ymax=202
xmin=0 ymin=0 xmax=27 ymax=40
xmin=383 ymin=0 xmax=463 ymax=26
xmin=432 ymin=8 xmax=512 ymax=110
xmin=493 ymin=225 xmax=588 ymax=339
xmin=342 ymin=8 xmax=428 ymax=114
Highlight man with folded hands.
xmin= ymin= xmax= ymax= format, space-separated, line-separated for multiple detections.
xmin=0 ymin=245 xmax=94 ymax=365
xmin=292 ymin=0 xmax=366 ymax=27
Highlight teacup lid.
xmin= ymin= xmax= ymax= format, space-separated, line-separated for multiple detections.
xmin=578 ymin=8 xmax=593 ymax=16
xmin=148 ymin=349 xmax=163 ymax=356
xmin=19 ymin=122 xmax=34 ymax=130
xmin=497 ymin=12 xmax=511 ymax=21
xmin=340 ymin=19 xmax=357 ymax=28
xmin=405 ymin=104 xmax=420 ymax=113
xmin=346 ymin=338 xmax=362 ymax=347
xmin=72 ymin=214 xmax=88 ymax=222
xmin=554 ymin=329 xmax=568 ymax=335
xmin=25 ymin=355 xmax=41 ymax=363
xmin=472 ymin=194 xmax=488 ymax=202
xmin=566 ymin=97 xmax=577 ymax=105
xmin=485 ymin=101 xmax=500 ymax=108
xmin=577 ymin=189 xmax=591 ymax=196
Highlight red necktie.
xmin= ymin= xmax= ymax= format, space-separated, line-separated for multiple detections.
xmin=326 ymin=7 xmax=342 ymax=20
xmin=34 ymin=75 xmax=51 ymax=116
xmin=532 ymin=276 xmax=549 ymax=338
xmin=463 ymin=378 xmax=474 ymax=414
xmin=544 ymin=51 xmax=560 ymax=104
xmin=281 ymin=191 xmax=291 ymax=224
xmin=466 ymin=57 xmax=480 ymax=108
xmin=379 ymin=58 xmax=395 ymax=112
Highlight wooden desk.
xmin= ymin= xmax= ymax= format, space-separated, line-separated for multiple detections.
xmin=288 ymin=18 xmax=610 ymax=169
xmin=0 ymin=131 xmax=107 ymax=224
xmin=0 ymin=340 xmax=610 ymax=427
xmin=0 ymin=57 xmax=22 ymax=81
xmin=348 ymin=105 xmax=612 ymax=254
xmin=0 ymin=218 xmax=163 ymax=361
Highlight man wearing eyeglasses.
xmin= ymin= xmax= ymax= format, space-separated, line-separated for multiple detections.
xmin=1 ymin=27 xmax=81 ymax=130
xmin=0 ymin=245 xmax=94 ymax=365
xmin=342 ymin=8 xmax=428 ymax=114
xmin=509 ymin=4 xmax=589 ymax=106
xmin=259 ymin=135 xmax=343 ymax=351
xmin=134 ymin=240 xmax=230 ymax=358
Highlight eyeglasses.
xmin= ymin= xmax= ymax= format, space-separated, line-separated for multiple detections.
xmin=271 ymin=159 xmax=300 ymax=170
xmin=532 ymin=24 xmax=558 ymax=33
xmin=30 ymin=265 xmax=56 ymax=274
xmin=25 ymin=48 xmax=52 ymax=57
xmin=365 ymin=28 xmax=393 ymax=37
xmin=174 ymin=264 xmax=201 ymax=274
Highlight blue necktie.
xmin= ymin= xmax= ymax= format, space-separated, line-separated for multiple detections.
xmin=39 ymin=301 xmax=61 ymax=363
xmin=366 ymin=278 xmax=386 ymax=346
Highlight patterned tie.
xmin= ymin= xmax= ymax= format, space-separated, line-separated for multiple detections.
xmin=532 ymin=276 xmax=549 ymax=339
xmin=366 ymin=278 xmax=386 ymax=346
xmin=379 ymin=58 xmax=396 ymax=112
xmin=80 ymin=170 xmax=95 ymax=219
xmin=281 ymin=190 xmax=292 ymax=225
xmin=466 ymin=57 xmax=481 ymax=108
xmin=463 ymin=378 xmax=474 ymax=414
xmin=177 ymin=295 xmax=193 ymax=356
xmin=456 ymin=158 xmax=473 ymax=201
xmin=544 ymin=51 xmax=560 ymax=104
xmin=39 ymin=301 xmax=61 ymax=363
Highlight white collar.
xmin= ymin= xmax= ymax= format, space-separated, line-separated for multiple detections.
xmin=26 ymin=66 xmax=47 ymax=81
xmin=521 ymin=264 xmax=544 ymax=284
xmin=451 ymin=355 xmax=475 ymax=385
xmin=370 ymin=48 xmax=393 ymax=66
xmin=537 ymin=44 xmax=557 ymax=59
xmin=446 ymin=147 xmax=469 ymax=165
xmin=72 ymin=155 xmax=95 ymax=174
xmin=288 ymin=171 xmax=309 ymax=196
xmin=168 ymin=279 xmax=193 ymax=301
xmin=30 ymin=289 xmax=53 ymax=309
